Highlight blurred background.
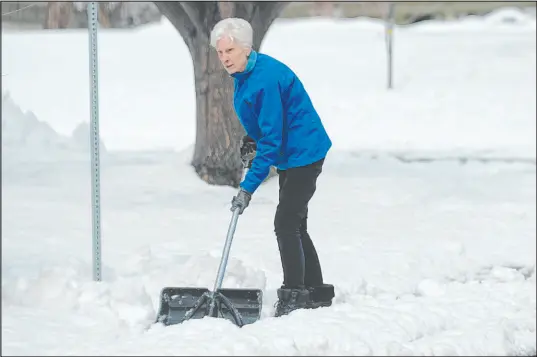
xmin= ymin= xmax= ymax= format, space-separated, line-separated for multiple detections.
xmin=2 ymin=1 xmax=536 ymax=30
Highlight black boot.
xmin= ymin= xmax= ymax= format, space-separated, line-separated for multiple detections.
xmin=273 ymin=287 xmax=310 ymax=317
xmin=306 ymin=283 xmax=335 ymax=309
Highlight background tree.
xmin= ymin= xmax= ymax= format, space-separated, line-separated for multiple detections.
xmin=154 ymin=1 xmax=287 ymax=187
xmin=45 ymin=2 xmax=73 ymax=29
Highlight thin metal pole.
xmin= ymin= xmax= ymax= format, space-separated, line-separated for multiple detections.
xmin=386 ymin=2 xmax=395 ymax=90
xmin=88 ymin=2 xmax=102 ymax=282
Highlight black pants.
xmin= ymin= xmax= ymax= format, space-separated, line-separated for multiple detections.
xmin=274 ymin=158 xmax=325 ymax=289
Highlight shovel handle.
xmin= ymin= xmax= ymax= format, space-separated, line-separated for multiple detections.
xmin=213 ymin=207 xmax=241 ymax=292
xmin=212 ymin=166 xmax=248 ymax=292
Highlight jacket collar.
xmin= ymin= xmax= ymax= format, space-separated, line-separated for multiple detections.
xmin=231 ymin=50 xmax=257 ymax=80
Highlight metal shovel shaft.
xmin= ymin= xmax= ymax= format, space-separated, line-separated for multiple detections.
xmin=213 ymin=167 xmax=248 ymax=292
xmin=213 ymin=207 xmax=240 ymax=292
xmin=208 ymin=168 xmax=248 ymax=317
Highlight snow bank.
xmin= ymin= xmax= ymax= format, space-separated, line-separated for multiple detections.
xmin=1 ymin=258 xmax=155 ymax=332
xmin=2 ymin=91 xmax=107 ymax=161
xmin=484 ymin=7 xmax=537 ymax=26
xmin=1 ymin=246 xmax=268 ymax=332
xmin=271 ymin=7 xmax=537 ymax=33
xmin=405 ymin=7 xmax=536 ymax=32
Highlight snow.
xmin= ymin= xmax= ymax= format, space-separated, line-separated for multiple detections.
xmin=2 ymin=7 xmax=536 ymax=356
xmin=2 ymin=92 xmax=107 ymax=162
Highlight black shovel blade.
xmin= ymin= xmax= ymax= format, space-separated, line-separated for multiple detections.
xmin=215 ymin=288 xmax=263 ymax=326
xmin=156 ymin=287 xmax=210 ymax=326
xmin=155 ymin=287 xmax=263 ymax=327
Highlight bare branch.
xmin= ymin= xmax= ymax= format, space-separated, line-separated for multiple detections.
xmin=178 ymin=1 xmax=206 ymax=37
xmin=154 ymin=1 xmax=196 ymax=52
xmin=232 ymin=2 xmax=255 ymax=21
xmin=180 ymin=1 xmax=219 ymax=42
xmin=249 ymin=2 xmax=288 ymax=50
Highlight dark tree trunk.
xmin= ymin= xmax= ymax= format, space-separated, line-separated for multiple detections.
xmin=154 ymin=1 xmax=287 ymax=187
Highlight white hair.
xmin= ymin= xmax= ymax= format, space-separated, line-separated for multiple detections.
xmin=210 ymin=17 xmax=253 ymax=49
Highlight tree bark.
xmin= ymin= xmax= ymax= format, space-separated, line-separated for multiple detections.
xmin=44 ymin=2 xmax=74 ymax=29
xmin=98 ymin=3 xmax=111 ymax=28
xmin=154 ymin=1 xmax=287 ymax=187
xmin=44 ymin=2 xmax=61 ymax=29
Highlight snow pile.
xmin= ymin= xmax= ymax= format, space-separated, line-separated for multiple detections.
xmin=1 ymin=247 xmax=269 ymax=335
xmin=484 ymin=7 xmax=537 ymax=26
xmin=2 ymin=91 xmax=106 ymax=161
xmin=2 ymin=259 xmax=155 ymax=332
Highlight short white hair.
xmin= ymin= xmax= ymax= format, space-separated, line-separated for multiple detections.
xmin=210 ymin=17 xmax=253 ymax=49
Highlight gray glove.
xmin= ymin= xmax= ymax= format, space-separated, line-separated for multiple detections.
xmin=231 ymin=188 xmax=251 ymax=214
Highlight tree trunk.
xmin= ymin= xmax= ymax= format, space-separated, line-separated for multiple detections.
xmin=191 ymin=42 xmax=243 ymax=185
xmin=98 ymin=3 xmax=111 ymax=28
xmin=154 ymin=1 xmax=288 ymax=187
xmin=44 ymin=2 xmax=73 ymax=29
xmin=45 ymin=2 xmax=61 ymax=29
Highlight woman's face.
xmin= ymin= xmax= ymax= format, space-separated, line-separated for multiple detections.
xmin=216 ymin=36 xmax=251 ymax=74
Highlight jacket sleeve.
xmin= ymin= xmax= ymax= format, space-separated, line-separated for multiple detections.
xmin=240 ymin=81 xmax=283 ymax=194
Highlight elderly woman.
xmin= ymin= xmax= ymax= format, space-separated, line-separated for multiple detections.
xmin=210 ymin=17 xmax=334 ymax=317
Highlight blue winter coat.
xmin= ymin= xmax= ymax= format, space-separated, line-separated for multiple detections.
xmin=231 ymin=51 xmax=332 ymax=194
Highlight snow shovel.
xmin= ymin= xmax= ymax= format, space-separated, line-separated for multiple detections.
xmin=155 ymin=194 xmax=263 ymax=327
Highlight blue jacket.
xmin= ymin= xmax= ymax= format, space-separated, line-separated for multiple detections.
xmin=231 ymin=51 xmax=332 ymax=194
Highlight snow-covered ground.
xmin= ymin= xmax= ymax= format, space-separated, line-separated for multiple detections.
xmin=2 ymin=8 xmax=536 ymax=356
